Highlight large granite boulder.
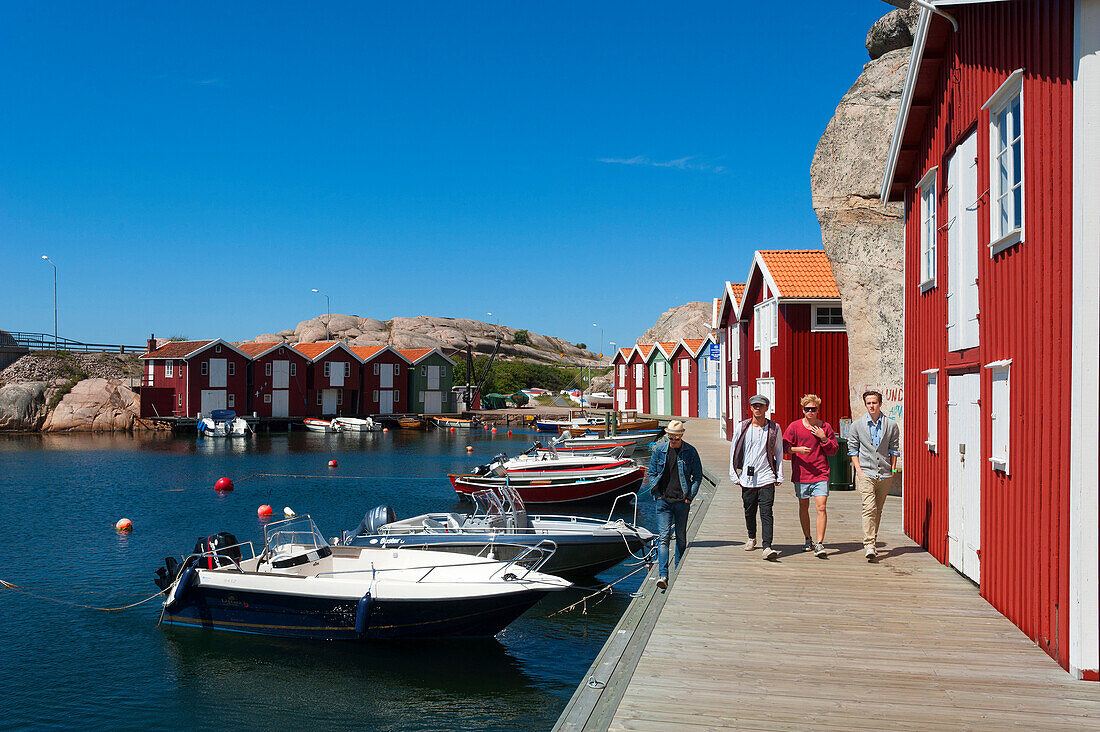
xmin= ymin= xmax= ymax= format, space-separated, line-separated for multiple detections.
xmin=0 ymin=381 xmax=49 ymax=431
xmin=42 ymin=378 xmax=142 ymax=432
xmin=639 ymin=302 xmax=713 ymax=344
xmin=810 ymin=36 xmax=909 ymax=441
xmin=866 ymin=2 xmax=920 ymax=60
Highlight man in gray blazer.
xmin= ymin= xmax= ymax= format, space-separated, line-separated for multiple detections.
xmin=848 ymin=390 xmax=900 ymax=562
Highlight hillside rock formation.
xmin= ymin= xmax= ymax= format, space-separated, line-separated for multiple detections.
xmin=638 ymin=302 xmax=713 ymax=344
xmin=810 ymin=3 xmax=910 ymax=432
xmin=0 ymin=382 xmax=50 ymax=431
xmin=42 ymin=378 xmax=143 ymax=432
xmin=255 ymin=315 xmax=601 ymax=367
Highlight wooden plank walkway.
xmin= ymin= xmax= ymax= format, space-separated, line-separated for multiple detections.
xmin=558 ymin=418 xmax=1100 ymax=730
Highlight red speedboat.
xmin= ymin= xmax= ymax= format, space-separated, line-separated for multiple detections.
xmin=448 ymin=448 xmax=646 ymax=504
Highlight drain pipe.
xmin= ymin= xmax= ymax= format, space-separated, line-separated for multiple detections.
xmin=913 ymin=0 xmax=958 ymax=31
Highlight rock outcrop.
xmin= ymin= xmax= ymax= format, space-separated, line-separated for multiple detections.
xmin=638 ymin=302 xmax=713 ymax=344
xmin=811 ymin=5 xmax=910 ymax=435
xmin=866 ymin=2 xmax=920 ymax=59
xmin=0 ymin=352 xmax=140 ymax=383
xmin=0 ymin=381 xmax=50 ymax=431
xmin=42 ymin=378 xmax=143 ymax=432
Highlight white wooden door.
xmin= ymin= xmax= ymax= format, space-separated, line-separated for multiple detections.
xmin=655 ymin=362 xmax=666 ymax=415
xmin=273 ymin=360 xmax=289 ymax=389
xmin=424 ymin=390 xmax=442 ymax=414
xmin=272 ymin=389 xmax=289 ymax=417
xmin=707 ymin=384 xmax=717 ymax=418
xmin=427 ymin=365 xmax=440 ymax=390
xmin=615 ymin=388 xmax=627 ymax=411
xmin=947 ymin=131 xmax=980 ymax=352
xmin=756 ymin=378 xmax=775 ymax=418
xmin=948 ymin=373 xmax=982 ymax=583
xmin=322 ymin=389 xmax=338 ymax=414
xmin=680 ymin=361 xmax=689 ymax=387
xmin=379 ymin=390 xmax=394 ymax=414
xmin=680 ymin=389 xmax=690 ymax=416
xmin=380 ymin=364 xmax=394 ymax=389
xmin=208 ymin=358 xmax=227 ymax=388
xmin=730 ymin=386 xmax=742 ymax=423
xmin=200 ymin=389 xmax=226 ymax=414
xmin=329 ymin=361 xmax=345 ymax=387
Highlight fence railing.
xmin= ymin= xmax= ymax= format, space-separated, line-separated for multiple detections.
xmin=6 ymin=332 xmax=146 ymax=354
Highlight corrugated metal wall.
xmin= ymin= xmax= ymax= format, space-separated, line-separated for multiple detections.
xmin=782 ymin=306 xmax=852 ymax=432
xmin=901 ymin=0 xmax=1074 ymax=669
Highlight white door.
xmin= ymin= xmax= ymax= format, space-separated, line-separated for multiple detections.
xmin=680 ymin=389 xmax=690 ymax=416
xmin=200 ymin=389 xmax=226 ymax=414
xmin=634 ymin=363 xmax=643 ymax=387
xmin=424 ymin=390 xmax=442 ymax=414
xmin=147 ymin=361 xmax=154 ymax=385
xmin=427 ymin=365 xmax=440 ymax=390
xmin=379 ymin=390 xmax=394 ymax=414
xmin=330 ymin=361 xmax=345 ymax=387
xmin=273 ymin=360 xmax=289 ymax=389
xmin=948 ymin=373 xmax=982 ymax=583
xmin=707 ymin=384 xmax=717 ymax=418
xmin=272 ymin=390 xmax=289 ymax=418
xmin=679 ymin=361 xmax=689 ymax=387
xmin=730 ymin=386 xmax=742 ymax=423
xmin=616 ymin=388 xmax=628 ymax=411
xmin=380 ymin=364 xmax=394 ymax=389
xmin=208 ymin=358 xmax=227 ymax=388
xmin=322 ymin=389 xmax=338 ymax=414
xmin=947 ymin=131 xmax=980 ymax=352
xmin=756 ymin=378 xmax=775 ymax=418
xmin=655 ymin=362 xmax=666 ymax=415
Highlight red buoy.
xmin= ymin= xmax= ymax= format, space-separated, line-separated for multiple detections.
xmin=507 ymin=430 xmax=513 ymax=435
xmin=328 ymin=459 xmax=338 ymax=468
xmin=449 ymin=427 xmax=455 ymax=433
xmin=214 ymin=477 xmax=234 ymax=492
xmin=257 ymin=504 xmax=273 ymax=517
xmin=491 ymin=427 xmax=497 ymax=434
xmin=382 ymin=427 xmax=389 ymax=433
xmin=115 ymin=518 xmax=133 ymax=532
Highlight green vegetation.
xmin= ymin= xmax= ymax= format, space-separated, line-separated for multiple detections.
xmin=574 ymin=342 xmax=587 ymax=350
xmin=512 ymin=329 xmax=529 ymax=345
xmin=451 ymin=358 xmax=582 ymax=396
xmin=47 ymin=352 xmax=90 ymax=409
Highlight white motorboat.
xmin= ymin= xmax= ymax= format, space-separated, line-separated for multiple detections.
xmin=153 ymin=514 xmax=571 ymax=640
xmin=541 ymin=433 xmax=636 ymax=458
xmin=583 ymin=392 xmax=614 ymax=408
xmin=331 ymin=416 xmax=380 ymax=432
xmin=197 ymin=410 xmax=251 ymax=437
xmin=302 ymin=418 xmax=344 ymax=433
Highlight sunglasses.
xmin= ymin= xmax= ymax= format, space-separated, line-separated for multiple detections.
xmin=802 ymin=406 xmax=819 ymax=412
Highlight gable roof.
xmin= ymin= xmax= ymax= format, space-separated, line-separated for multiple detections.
xmin=141 ymin=338 xmax=250 ymax=360
xmin=716 ymin=281 xmax=747 ymax=326
xmin=635 ymin=343 xmax=655 ymax=361
xmin=682 ymin=338 xmax=710 ymax=357
xmin=613 ymin=347 xmax=632 ymax=363
xmin=351 ymin=345 xmax=411 ymax=363
xmin=236 ymin=341 xmax=289 ymax=359
xmin=292 ymin=341 xmax=363 ymax=363
xmin=397 ymin=347 xmax=457 ymax=366
xmin=655 ymin=341 xmax=679 ymax=358
xmin=751 ymin=250 xmax=841 ymax=300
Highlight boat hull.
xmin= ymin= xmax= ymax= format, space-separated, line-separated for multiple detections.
xmin=449 ymin=466 xmax=646 ymax=504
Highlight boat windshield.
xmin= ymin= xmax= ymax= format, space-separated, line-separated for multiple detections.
xmin=471 ymin=489 xmax=505 ymax=518
xmin=497 ymin=485 xmax=526 ymax=514
xmin=262 ymin=514 xmax=329 ymax=555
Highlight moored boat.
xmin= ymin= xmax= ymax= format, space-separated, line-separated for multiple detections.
xmin=541 ymin=434 xmax=636 ymax=458
xmin=583 ymin=392 xmax=615 ymax=408
xmin=448 ymin=449 xmax=646 ymax=504
xmin=432 ymin=416 xmax=479 ymax=429
xmin=303 ymin=418 xmax=343 ymax=433
xmin=397 ymin=416 xmax=427 ymax=430
xmin=331 ymin=416 xmax=380 ymax=432
xmin=197 ymin=410 xmax=251 ymax=437
xmin=559 ymin=428 xmax=664 ymax=450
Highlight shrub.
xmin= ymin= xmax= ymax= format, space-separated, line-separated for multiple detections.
xmin=513 ymin=329 xmax=529 ymax=345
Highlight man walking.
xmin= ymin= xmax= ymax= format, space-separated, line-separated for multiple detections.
xmin=648 ymin=420 xmax=702 ymax=590
xmin=783 ymin=394 xmax=838 ymax=557
xmin=729 ymin=394 xmax=784 ymax=560
xmin=848 ymin=390 xmax=900 ymax=561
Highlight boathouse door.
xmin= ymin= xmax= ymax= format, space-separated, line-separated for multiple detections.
xmin=616 ymin=388 xmax=627 ymax=411
xmin=208 ymin=358 xmax=227 ymax=388
xmin=272 ymin=390 xmax=289 ymax=418
xmin=655 ymin=362 xmax=667 ymax=415
xmin=947 ymin=372 xmax=981 ymax=583
xmin=947 ymin=131 xmax=980 ymax=352
xmin=424 ymin=390 xmax=442 ymax=414
xmin=379 ymin=390 xmax=394 ymax=414
xmin=200 ymin=389 xmax=226 ymax=414
xmin=272 ymin=360 xmax=289 ymax=389
xmin=322 ymin=389 xmax=338 ymax=414
xmin=756 ymin=378 xmax=775 ymax=419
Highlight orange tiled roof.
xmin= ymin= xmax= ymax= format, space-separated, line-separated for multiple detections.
xmin=351 ymin=345 xmax=386 ymax=360
xmin=730 ymin=282 xmax=746 ymax=303
xmin=682 ymin=338 xmax=706 ymax=354
xmin=143 ymin=340 xmax=213 ymax=358
xmin=293 ymin=341 xmax=342 ymax=360
xmin=635 ymin=343 xmax=655 ymax=359
xmin=397 ymin=348 xmax=435 ymax=363
xmin=617 ymin=347 xmax=632 ymax=361
xmin=236 ymin=341 xmax=282 ymax=357
xmin=656 ymin=341 xmax=678 ymax=357
xmin=758 ymin=250 xmax=840 ymax=298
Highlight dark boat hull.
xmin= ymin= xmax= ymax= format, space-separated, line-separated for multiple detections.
xmin=449 ymin=466 xmax=646 ymax=504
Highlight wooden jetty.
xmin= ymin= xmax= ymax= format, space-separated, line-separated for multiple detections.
xmin=556 ymin=418 xmax=1100 ymax=730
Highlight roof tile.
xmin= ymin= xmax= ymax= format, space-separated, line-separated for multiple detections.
xmin=758 ymin=250 xmax=840 ymax=298
xmin=143 ymin=340 xmax=213 ymax=359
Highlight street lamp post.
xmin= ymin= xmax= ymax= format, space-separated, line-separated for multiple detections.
xmin=311 ymin=288 xmax=330 ymax=340
xmin=41 ymin=255 xmax=56 ymax=351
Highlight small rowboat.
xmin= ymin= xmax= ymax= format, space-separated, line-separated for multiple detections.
xmin=303 ymin=418 xmax=343 ymax=433
xmin=331 ymin=417 xmax=380 ymax=432
xmin=432 ymin=417 xmax=479 ymax=429
xmin=397 ymin=417 xmax=426 ymax=430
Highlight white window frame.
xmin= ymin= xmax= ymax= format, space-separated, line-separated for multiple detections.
xmin=985 ymin=359 xmax=1012 ymax=473
xmin=227 ymin=393 xmax=235 ymax=408
xmin=422 ymin=365 xmax=427 ymax=377
xmin=923 ymin=368 xmax=938 ymax=451
xmin=374 ymin=362 xmax=380 ymax=376
xmin=178 ymin=393 xmax=182 ymax=407
xmin=336 ymin=389 xmax=343 ymax=406
xmin=290 ymin=363 xmax=296 ymax=377
xmin=264 ymin=393 xmax=272 ymax=404
xmin=918 ymin=166 xmax=939 ymax=291
xmin=165 ymin=361 xmax=173 ymax=378
xmin=316 ymin=391 xmax=323 ymax=406
xmin=395 ymin=364 xmax=401 ymax=376
xmin=265 ymin=362 xmax=272 ymax=377
xmin=228 ymin=362 xmax=235 ymax=376
xmin=811 ymin=304 xmax=846 ymax=332
xmin=344 ymin=362 xmax=351 ymax=378
xmin=983 ymin=69 xmax=1025 ymax=255
xmin=395 ymin=389 xmax=401 ymax=403
xmin=753 ymin=299 xmax=778 ymax=350
xmin=373 ymin=389 xmax=379 ymax=402
xmin=215 ymin=344 xmax=222 ymax=353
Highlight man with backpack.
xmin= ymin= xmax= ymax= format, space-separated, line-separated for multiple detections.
xmin=729 ymin=394 xmax=785 ymax=560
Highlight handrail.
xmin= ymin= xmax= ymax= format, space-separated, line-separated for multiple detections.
xmin=6 ymin=331 xmax=145 ymax=353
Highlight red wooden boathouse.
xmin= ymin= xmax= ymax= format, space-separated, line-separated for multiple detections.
xmin=353 ymin=345 xmax=410 ymax=415
xmin=238 ymin=342 xmax=310 ymax=418
xmin=292 ymin=341 xmax=363 ymax=417
xmin=139 ymin=338 xmax=249 ymax=418
xmin=612 ymin=347 xmax=633 ymax=412
xmin=715 ymin=282 xmax=746 ymax=438
xmin=669 ymin=340 xmax=703 ymax=418
xmin=880 ymin=0 xmax=1098 ymax=678
xmin=629 ymin=344 xmax=653 ymax=414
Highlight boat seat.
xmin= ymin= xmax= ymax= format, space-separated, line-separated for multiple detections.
xmin=422 ymin=517 xmax=447 ymax=532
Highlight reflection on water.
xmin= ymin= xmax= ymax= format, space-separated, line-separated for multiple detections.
xmin=0 ymin=429 xmax=653 ymax=730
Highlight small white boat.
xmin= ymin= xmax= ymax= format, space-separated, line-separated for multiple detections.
xmin=197 ymin=410 xmax=251 ymax=437
xmin=303 ymin=418 xmax=344 ymax=433
xmin=583 ymin=392 xmax=614 ymax=408
xmin=331 ymin=417 xmax=380 ymax=432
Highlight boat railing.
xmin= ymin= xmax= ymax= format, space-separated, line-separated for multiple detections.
xmin=182 ymin=540 xmax=257 ymax=574
xmin=314 ymin=541 xmax=559 ymax=582
xmin=606 ymin=492 xmax=641 ymax=526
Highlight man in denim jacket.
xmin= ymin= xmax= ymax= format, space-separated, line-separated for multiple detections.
xmin=647 ymin=420 xmax=703 ymax=590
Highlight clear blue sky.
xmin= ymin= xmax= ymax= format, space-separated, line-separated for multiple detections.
xmin=2 ymin=1 xmax=891 ymax=354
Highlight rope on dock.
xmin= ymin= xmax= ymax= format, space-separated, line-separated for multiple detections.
xmin=548 ymin=562 xmax=652 ymax=617
xmin=233 ymin=472 xmax=431 ymax=483
xmin=0 ymin=578 xmax=165 ymax=612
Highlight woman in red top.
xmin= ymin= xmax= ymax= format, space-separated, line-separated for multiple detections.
xmin=783 ymin=394 xmax=838 ymax=557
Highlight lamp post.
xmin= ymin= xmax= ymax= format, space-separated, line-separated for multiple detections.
xmin=592 ymin=323 xmax=603 ymax=360
xmin=41 ymin=255 xmax=56 ymax=351
xmin=311 ymin=288 xmax=330 ymax=340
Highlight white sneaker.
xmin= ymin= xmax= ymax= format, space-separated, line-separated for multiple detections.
xmin=762 ymin=547 xmax=779 ymax=561
xmin=656 ymin=576 xmax=668 ymax=590
xmin=813 ymin=542 xmax=827 ymax=557
xmin=865 ymin=546 xmax=877 ymax=562
xmin=744 ymin=537 xmax=757 ymax=551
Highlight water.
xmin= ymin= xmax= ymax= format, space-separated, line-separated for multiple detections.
xmin=0 ymin=429 xmax=655 ymax=731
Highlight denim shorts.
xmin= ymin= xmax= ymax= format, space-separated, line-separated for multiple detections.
xmin=794 ymin=481 xmax=828 ymax=499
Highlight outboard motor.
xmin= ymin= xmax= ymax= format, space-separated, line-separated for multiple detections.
xmin=153 ymin=556 xmax=182 ymax=592
xmin=192 ymin=532 xmax=242 ymax=569
xmin=357 ymin=505 xmax=396 ymax=536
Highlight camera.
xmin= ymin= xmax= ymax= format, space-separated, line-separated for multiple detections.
xmin=746 ymin=466 xmax=755 ymax=477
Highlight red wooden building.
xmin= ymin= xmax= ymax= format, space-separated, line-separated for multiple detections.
xmin=715 ymin=282 xmax=746 ymax=438
xmin=733 ymin=250 xmax=851 ymax=433
xmin=630 ymin=344 xmax=654 ymax=414
xmin=669 ymin=340 xmax=702 ymax=418
xmin=292 ymin=341 xmax=363 ymax=417
xmin=140 ymin=338 xmax=250 ymax=418
xmin=352 ymin=345 xmax=410 ymax=415
xmin=238 ymin=342 xmax=310 ymax=418
xmin=612 ymin=347 xmax=633 ymax=412
xmin=880 ymin=0 xmax=1098 ymax=678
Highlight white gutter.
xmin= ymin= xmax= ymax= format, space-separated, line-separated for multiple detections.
xmin=879 ymin=7 xmax=933 ymax=203
xmin=914 ymin=0 xmax=959 ymax=31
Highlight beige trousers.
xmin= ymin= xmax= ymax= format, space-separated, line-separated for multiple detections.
xmin=856 ymin=473 xmax=894 ymax=549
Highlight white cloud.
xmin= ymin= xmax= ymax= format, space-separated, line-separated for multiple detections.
xmin=596 ymin=155 xmax=725 ymax=173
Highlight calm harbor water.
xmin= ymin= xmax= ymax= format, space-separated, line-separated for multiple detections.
xmin=1 ymin=428 xmax=655 ymax=731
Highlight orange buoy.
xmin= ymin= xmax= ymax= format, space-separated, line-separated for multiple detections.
xmin=214 ymin=477 xmax=234 ymax=492
xmin=449 ymin=427 xmax=455 ymax=433
xmin=257 ymin=504 xmax=273 ymax=517
xmin=491 ymin=427 xmax=497 ymax=434
xmin=115 ymin=518 xmax=133 ymax=532
xmin=382 ymin=427 xmax=389 ymax=433
xmin=466 ymin=445 xmax=474 ymax=452
xmin=328 ymin=459 xmax=338 ymax=468
xmin=507 ymin=430 xmax=513 ymax=435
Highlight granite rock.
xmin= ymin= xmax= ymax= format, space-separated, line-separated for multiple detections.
xmin=639 ymin=302 xmax=714 ymax=344
xmin=42 ymin=378 xmax=142 ymax=432
xmin=866 ymin=2 xmax=920 ymax=60
xmin=0 ymin=381 xmax=49 ymax=431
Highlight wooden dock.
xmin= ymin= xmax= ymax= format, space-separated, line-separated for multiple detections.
xmin=556 ymin=418 xmax=1100 ymax=730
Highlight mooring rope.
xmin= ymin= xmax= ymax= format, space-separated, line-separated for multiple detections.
xmin=548 ymin=562 xmax=651 ymax=617
xmin=0 ymin=579 xmax=164 ymax=612
xmin=233 ymin=472 xmax=430 ymax=483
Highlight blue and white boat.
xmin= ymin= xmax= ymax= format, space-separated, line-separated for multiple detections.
xmin=197 ymin=409 xmax=250 ymax=437
xmin=153 ymin=514 xmax=571 ymax=640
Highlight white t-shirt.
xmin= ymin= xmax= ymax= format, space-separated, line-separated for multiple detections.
xmin=728 ymin=420 xmax=784 ymax=487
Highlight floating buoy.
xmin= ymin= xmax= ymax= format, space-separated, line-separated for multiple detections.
xmin=507 ymin=430 xmax=513 ymax=435
xmin=491 ymin=427 xmax=497 ymax=434
xmin=382 ymin=427 xmax=389 ymax=433
xmin=466 ymin=445 xmax=473 ymax=452
xmin=283 ymin=506 xmax=295 ymax=517
xmin=214 ymin=477 xmax=234 ymax=492
xmin=115 ymin=518 xmax=133 ymax=532
xmin=257 ymin=504 xmax=273 ymax=517
xmin=449 ymin=427 xmax=455 ymax=433
xmin=328 ymin=459 xmax=338 ymax=468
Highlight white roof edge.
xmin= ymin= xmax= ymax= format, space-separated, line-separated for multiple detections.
xmin=879 ymin=7 xmax=933 ymax=204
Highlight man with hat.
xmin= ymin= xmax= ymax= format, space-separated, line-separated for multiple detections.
xmin=647 ymin=420 xmax=702 ymax=590
xmin=729 ymin=394 xmax=785 ymax=560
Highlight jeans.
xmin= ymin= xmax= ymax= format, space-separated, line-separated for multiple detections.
xmin=655 ymin=499 xmax=690 ymax=578
xmin=742 ymin=484 xmax=775 ymax=548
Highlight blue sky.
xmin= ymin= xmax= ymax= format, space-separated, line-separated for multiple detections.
xmin=1 ymin=1 xmax=890 ymax=354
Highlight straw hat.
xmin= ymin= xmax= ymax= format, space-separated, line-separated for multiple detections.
xmin=666 ymin=420 xmax=686 ymax=435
